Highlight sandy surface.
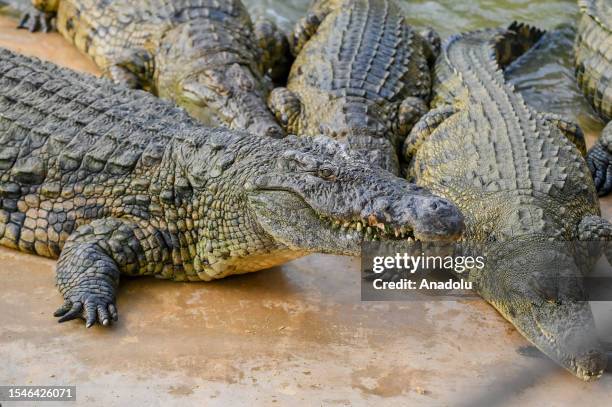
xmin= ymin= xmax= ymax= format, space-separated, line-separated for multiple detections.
xmin=1 ymin=14 xmax=612 ymax=407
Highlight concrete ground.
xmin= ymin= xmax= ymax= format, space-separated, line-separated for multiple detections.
xmin=1 ymin=15 xmax=612 ymax=407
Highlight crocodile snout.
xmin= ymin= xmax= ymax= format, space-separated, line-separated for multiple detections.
xmin=358 ymin=191 xmax=464 ymax=241
xmin=574 ymin=349 xmax=607 ymax=381
xmin=411 ymin=195 xmax=465 ymax=240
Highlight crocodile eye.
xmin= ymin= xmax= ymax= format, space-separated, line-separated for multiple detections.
xmin=318 ymin=165 xmax=336 ymax=180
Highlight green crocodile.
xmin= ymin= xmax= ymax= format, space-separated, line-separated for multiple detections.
xmin=267 ymin=0 xmax=439 ymax=174
xmin=0 ymin=47 xmax=464 ymax=328
xmin=403 ymin=22 xmax=610 ymax=381
xmin=18 ymin=0 xmax=290 ymax=138
xmin=575 ymin=0 xmax=612 ymax=195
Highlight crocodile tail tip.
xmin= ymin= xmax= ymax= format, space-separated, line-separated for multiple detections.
xmin=507 ymin=21 xmax=546 ymax=43
xmin=492 ymin=21 xmax=546 ymax=69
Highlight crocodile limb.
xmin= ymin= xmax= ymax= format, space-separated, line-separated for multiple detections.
xmin=403 ymin=22 xmax=607 ymax=381
xmin=586 ymin=122 xmax=612 ymax=195
xmin=0 ymin=47 xmax=464 ymax=328
xmin=253 ymin=16 xmax=292 ymax=85
xmin=17 ymin=0 xmax=56 ymax=32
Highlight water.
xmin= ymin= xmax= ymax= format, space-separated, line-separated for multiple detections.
xmin=244 ymin=0 xmax=605 ymax=135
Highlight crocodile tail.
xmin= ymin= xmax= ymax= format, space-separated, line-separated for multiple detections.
xmin=494 ymin=21 xmax=546 ymax=70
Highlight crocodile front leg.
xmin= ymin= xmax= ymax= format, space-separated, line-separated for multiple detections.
xmin=254 ymin=17 xmax=292 ymax=85
xmin=587 ymin=123 xmax=612 ymax=196
xmin=18 ymin=0 xmax=59 ymax=33
xmin=539 ymin=112 xmax=587 ymax=156
xmin=268 ymin=87 xmax=303 ymax=135
xmin=102 ymin=49 xmax=156 ymax=90
xmin=402 ymin=105 xmax=458 ymax=163
xmin=54 ymin=218 xmax=170 ymax=328
xmin=397 ymin=96 xmax=429 ymax=140
xmin=291 ymin=7 xmax=330 ymax=55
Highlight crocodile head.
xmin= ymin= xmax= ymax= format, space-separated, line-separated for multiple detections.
xmin=478 ymin=240 xmax=606 ymax=381
xmin=243 ymin=136 xmax=464 ymax=255
xmin=157 ymin=23 xmax=284 ymax=139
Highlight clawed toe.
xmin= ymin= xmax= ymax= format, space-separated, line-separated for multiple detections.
xmin=17 ymin=10 xmax=54 ymax=33
xmin=54 ymin=298 xmax=117 ymax=327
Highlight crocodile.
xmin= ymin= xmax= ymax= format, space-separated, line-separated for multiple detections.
xmin=0 ymin=47 xmax=464 ymax=329
xmin=267 ymin=0 xmax=439 ymax=174
xmin=17 ymin=0 xmax=290 ymax=138
xmin=402 ymin=22 xmax=611 ymax=381
xmin=574 ymin=0 xmax=612 ymax=195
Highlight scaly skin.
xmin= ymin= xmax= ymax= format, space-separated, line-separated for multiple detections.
xmin=267 ymin=0 xmax=439 ymax=174
xmin=575 ymin=0 xmax=612 ymax=195
xmin=575 ymin=0 xmax=611 ymax=121
xmin=18 ymin=0 xmax=289 ymax=138
xmin=404 ymin=23 xmax=610 ymax=381
xmin=0 ymin=47 xmax=464 ymax=328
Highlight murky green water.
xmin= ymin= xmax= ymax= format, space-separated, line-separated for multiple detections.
xmin=245 ymin=0 xmax=605 ymax=134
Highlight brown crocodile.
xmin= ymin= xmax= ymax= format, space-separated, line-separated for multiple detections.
xmin=575 ymin=0 xmax=612 ymax=195
xmin=18 ymin=0 xmax=290 ymax=137
xmin=0 ymin=47 xmax=464 ymax=328
xmin=403 ymin=22 xmax=610 ymax=381
xmin=267 ymin=0 xmax=439 ymax=174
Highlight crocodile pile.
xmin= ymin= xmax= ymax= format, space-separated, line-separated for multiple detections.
xmin=0 ymin=47 xmax=463 ymax=327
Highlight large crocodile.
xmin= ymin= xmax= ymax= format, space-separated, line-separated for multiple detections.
xmin=402 ymin=22 xmax=610 ymax=381
xmin=0 ymin=47 xmax=463 ymax=328
xmin=267 ymin=0 xmax=439 ymax=174
xmin=18 ymin=0 xmax=289 ymax=137
xmin=574 ymin=0 xmax=612 ymax=195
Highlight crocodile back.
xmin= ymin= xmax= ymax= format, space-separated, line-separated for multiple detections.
xmin=575 ymin=0 xmax=612 ymax=121
xmin=413 ymin=26 xmax=599 ymax=241
xmin=0 ymin=47 xmax=208 ymax=255
xmin=288 ymin=0 xmax=431 ymax=140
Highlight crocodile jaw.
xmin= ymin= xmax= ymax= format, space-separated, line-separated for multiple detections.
xmin=247 ymin=190 xmax=458 ymax=256
xmin=480 ymin=245 xmax=607 ymax=381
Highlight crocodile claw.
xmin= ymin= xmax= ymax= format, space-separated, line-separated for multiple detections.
xmin=54 ymin=297 xmax=118 ymax=328
xmin=17 ymin=8 xmax=55 ymax=33
xmin=587 ymin=143 xmax=612 ymax=196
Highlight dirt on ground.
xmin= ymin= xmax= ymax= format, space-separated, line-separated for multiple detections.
xmin=1 ymin=14 xmax=612 ymax=407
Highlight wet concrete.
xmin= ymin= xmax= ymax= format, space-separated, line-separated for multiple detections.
xmin=1 ymin=14 xmax=612 ymax=407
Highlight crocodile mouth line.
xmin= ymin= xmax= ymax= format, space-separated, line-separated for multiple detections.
xmin=317 ymin=213 xmax=418 ymax=241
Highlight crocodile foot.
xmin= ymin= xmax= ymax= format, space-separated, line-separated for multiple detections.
xmin=587 ymin=143 xmax=612 ymax=196
xmin=54 ymin=297 xmax=118 ymax=328
xmin=17 ymin=8 xmax=55 ymax=33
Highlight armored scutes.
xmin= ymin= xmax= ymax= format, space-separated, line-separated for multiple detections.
xmin=575 ymin=0 xmax=611 ymax=121
xmin=575 ymin=0 xmax=612 ymax=195
xmin=0 ymin=48 xmax=464 ymax=328
xmin=403 ymin=23 xmax=611 ymax=381
xmin=19 ymin=0 xmax=289 ymax=137
xmin=267 ymin=0 xmax=439 ymax=174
